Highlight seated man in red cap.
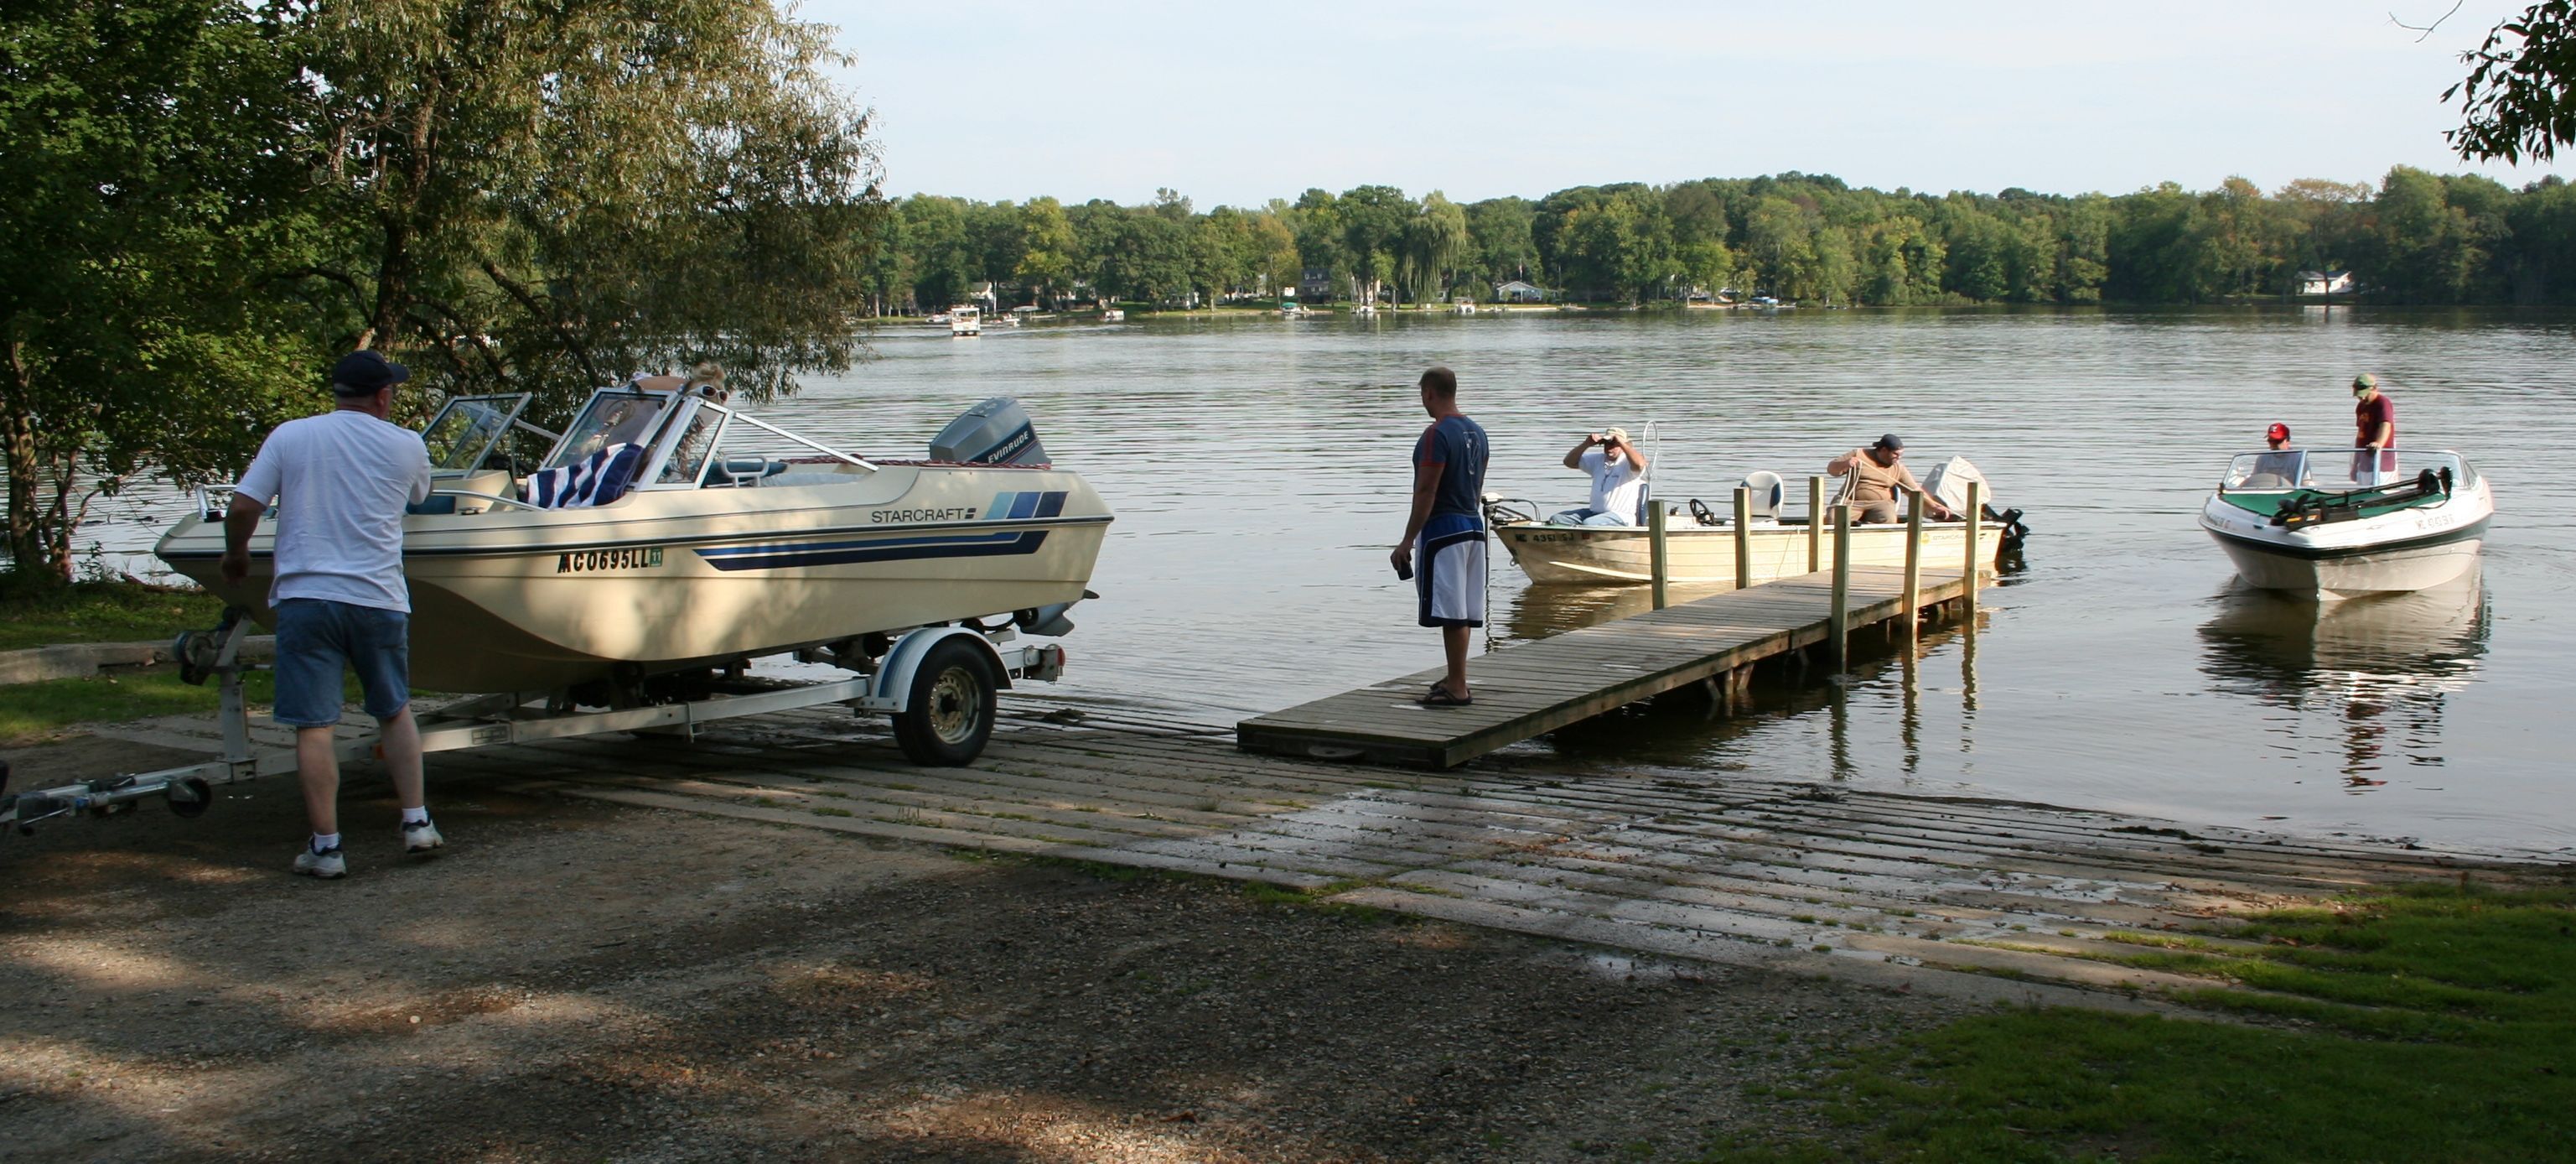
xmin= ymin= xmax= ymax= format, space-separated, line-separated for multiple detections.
xmin=2240 ymin=423 xmax=2309 ymax=488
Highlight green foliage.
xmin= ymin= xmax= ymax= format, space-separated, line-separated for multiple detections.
xmin=0 ymin=0 xmax=323 ymax=581
xmin=0 ymin=669 xmax=281 ymax=743
xmin=0 ymin=576 xmax=226 ymax=652
xmin=870 ymin=169 xmax=2576 ymax=316
xmin=284 ymin=0 xmax=888 ymax=424
xmin=1704 ymin=882 xmax=2576 ymax=1163
xmin=2449 ymin=1 xmax=2576 ymax=163
xmin=2 ymin=0 xmax=887 ymax=581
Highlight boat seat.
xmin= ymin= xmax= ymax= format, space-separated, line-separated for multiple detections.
xmin=707 ymin=458 xmax=790 ymax=487
xmin=1740 ymin=470 xmax=1785 ymax=522
xmin=405 ymin=495 xmax=459 ymax=515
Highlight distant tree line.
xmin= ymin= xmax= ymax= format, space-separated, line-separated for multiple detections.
xmin=875 ymin=168 xmax=2576 ymax=313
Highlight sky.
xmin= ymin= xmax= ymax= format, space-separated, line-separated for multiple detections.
xmin=808 ymin=1 xmax=2563 ymax=208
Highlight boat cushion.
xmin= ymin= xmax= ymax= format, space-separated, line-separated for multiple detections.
xmin=528 ymin=443 xmax=645 ymax=508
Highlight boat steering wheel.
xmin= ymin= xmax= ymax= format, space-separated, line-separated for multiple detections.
xmin=1688 ymin=498 xmax=1722 ymax=527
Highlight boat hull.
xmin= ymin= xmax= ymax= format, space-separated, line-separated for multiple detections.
xmin=1493 ymin=519 xmax=2005 ymax=586
xmin=2198 ymin=479 xmax=2492 ymax=600
xmin=157 ymin=464 xmax=1112 ymax=692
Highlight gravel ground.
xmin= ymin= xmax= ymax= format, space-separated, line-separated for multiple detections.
xmin=0 ymin=738 xmax=1970 ymax=1162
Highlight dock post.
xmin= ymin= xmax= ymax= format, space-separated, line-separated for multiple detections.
xmin=1902 ymin=489 xmax=1924 ymax=636
xmin=1830 ymin=503 xmax=1852 ymax=671
xmin=1648 ymin=503 xmax=1671 ymax=611
xmin=1731 ymin=486 xmax=1753 ymax=590
xmin=1807 ymin=476 xmax=1826 ymax=571
xmin=1962 ymin=480 xmax=1983 ymax=615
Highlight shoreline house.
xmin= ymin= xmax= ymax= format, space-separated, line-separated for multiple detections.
xmin=1298 ymin=268 xmax=1335 ymax=303
xmin=2295 ymin=270 xmax=2356 ymax=296
xmin=1494 ymin=278 xmax=1551 ymax=304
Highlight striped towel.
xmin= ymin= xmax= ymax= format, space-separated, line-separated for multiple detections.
xmin=530 ymin=444 xmax=645 ymax=508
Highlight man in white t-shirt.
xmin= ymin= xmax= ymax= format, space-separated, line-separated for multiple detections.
xmin=221 ymin=350 xmax=438 ymax=879
xmin=1551 ymin=427 xmax=1651 ymax=526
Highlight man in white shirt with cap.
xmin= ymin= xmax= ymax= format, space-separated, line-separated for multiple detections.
xmin=222 ymin=349 xmax=439 ymax=879
xmin=1552 ymin=427 xmax=1651 ymax=526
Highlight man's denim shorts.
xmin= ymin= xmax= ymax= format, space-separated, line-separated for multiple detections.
xmin=272 ymin=598 xmax=411 ymax=728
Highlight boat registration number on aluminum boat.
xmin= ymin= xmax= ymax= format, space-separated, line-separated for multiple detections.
xmin=557 ymin=547 xmax=666 ymax=573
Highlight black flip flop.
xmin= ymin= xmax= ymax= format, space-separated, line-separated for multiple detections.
xmin=1419 ymin=685 xmax=1474 ymax=707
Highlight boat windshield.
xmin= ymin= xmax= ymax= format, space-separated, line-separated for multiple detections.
xmin=2222 ymin=449 xmax=2470 ymax=491
xmin=544 ymin=390 xmax=669 ymax=470
xmin=419 ymin=394 xmax=531 ymax=472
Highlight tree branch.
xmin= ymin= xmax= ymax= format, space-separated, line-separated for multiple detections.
xmin=2392 ymin=0 xmax=2465 ymax=41
xmin=479 ymin=261 xmax=604 ymax=387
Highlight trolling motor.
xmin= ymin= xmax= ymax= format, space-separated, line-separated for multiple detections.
xmin=1986 ymin=504 xmax=2031 ymax=551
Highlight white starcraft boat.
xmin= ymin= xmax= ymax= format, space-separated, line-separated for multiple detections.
xmin=156 ymin=384 xmax=1112 ymax=696
xmin=2198 ymin=449 xmax=2491 ymax=600
xmin=2 ymin=384 xmax=1113 ymax=831
xmin=1486 ymin=462 xmax=2024 ymax=587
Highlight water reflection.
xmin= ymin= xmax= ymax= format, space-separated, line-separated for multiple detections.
xmin=2197 ymin=574 xmax=2490 ymax=784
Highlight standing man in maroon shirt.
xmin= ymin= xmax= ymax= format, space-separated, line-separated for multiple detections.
xmin=2352 ymin=373 xmax=2397 ymax=486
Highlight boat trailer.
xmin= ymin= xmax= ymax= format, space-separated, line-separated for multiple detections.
xmin=0 ymin=607 xmax=1066 ymax=836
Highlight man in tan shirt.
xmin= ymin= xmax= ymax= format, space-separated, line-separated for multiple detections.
xmin=1826 ymin=434 xmax=1955 ymax=523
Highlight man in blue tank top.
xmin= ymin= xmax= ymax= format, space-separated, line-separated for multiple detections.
xmin=1392 ymin=366 xmax=1490 ymax=706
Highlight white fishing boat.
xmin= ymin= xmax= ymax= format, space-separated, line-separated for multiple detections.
xmin=156 ymin=385 xmax=1112 ymax=699
xmin=950 ymin=304 xmax=982 ymax=335
xmin=1099 ymin=307 xmax=1125 ymax=323
xmin=1486 ymin=463 xmax=2023 ymax=586
xmin=2198 ymin=449 xmax=2492 ymax=600
xmin=1281 ymin=301 xmax=1309 ymax=318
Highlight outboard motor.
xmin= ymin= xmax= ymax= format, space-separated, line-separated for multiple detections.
xmin=929 ymin=397 xmax=1049 ymax=465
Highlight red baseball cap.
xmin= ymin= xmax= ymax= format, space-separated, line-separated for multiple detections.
xmin=2265 ymin=423 xmax=2290 ymax=441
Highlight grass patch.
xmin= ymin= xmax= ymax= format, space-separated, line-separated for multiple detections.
xmin=0 ymin=578 xmax=225 ymax=652
xmin=0 ymin=670 xmax=279 ymax=742
xmin=1702 ymin=881 xmax=2576 ymax=1162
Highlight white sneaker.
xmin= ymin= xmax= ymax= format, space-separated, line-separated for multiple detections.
xmin=402 ymin=818 xmax=445 ymax=855
xmin=293 ymin=845 xmax=346 ymax=879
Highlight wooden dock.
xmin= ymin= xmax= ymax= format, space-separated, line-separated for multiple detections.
xmin=1238 ymin=565 xmax=1976 ymax=767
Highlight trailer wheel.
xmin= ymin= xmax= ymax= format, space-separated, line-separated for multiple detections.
xmin=892 ymin=638 xmax=997 ymax=766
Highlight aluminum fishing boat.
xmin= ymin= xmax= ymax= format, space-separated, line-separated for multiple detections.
xmin=2198 ymin=449 xmax=2491 ymax=600
xmin=155 ymin=383 xmax=1113 ymax=694
xmin=1487 ymin=460 xmax=2024 ymax=587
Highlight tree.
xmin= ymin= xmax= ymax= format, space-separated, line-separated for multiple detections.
xmin=282 ymin=0 xmax=884 ymax=418
xmin=1401 ymin=192 xmax=1471 ymax=302
xmin=1337 ymin=184 xmax=1414 ymax=304
xmin=902 ymin=195 xmax=976 ymax=310
xmin=1015 ymin=197 xmax=1078 ymax=307
xmin=1 ymin=0 xmax=319 ymax=581
xmin=2448 ymin=1 xmax=2576 ymax=162
xmin=1464 ymin=196 xmax=1536 ymax=290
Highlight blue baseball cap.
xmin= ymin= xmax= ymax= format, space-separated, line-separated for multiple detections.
xmin=331 ymin=350 xmax=410 ymax=395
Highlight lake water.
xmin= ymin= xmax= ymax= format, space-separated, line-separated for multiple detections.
xmin=36 ymin=307 xmax=2576 ymax=855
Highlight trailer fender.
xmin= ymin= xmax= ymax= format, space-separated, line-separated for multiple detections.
xmin=862 ymin=627 xmax=1012 ymax=713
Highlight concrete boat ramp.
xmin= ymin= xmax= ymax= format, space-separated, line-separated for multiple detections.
xmin=87 ymin=698 xmax=2531 ymax=1012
